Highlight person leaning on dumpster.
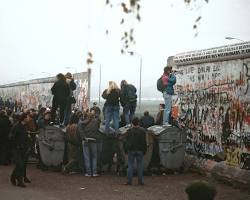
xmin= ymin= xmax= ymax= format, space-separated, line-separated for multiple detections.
xmin=124 ymin=117 xmax=147 ymax=186
xmin=185 ymin=180 xmax=217 ymax=200
xmin=77 ymin=110 xmax=101 ymax=177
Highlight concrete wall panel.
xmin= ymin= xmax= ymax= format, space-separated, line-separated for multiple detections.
xmin=172 ymin=43 xmax=250 ymax=170
xmin=0 ymin=71 xmax=90 ymax=110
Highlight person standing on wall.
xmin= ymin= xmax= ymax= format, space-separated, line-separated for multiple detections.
xmin=102 ymin=81 xmax=121 ymax=134
xmin=51 ymin=73 xmax=70 ymax=125
xmin=120 ymin=80 xmax=137 ymax=125
xmin=63 ymin=72 xmax=76 ymax=126
xmin=162 ymin=66 xmax=176 ymax=126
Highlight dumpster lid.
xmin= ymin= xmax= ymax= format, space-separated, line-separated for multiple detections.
xmin=147 ymin=125 xmax=167 ymax=136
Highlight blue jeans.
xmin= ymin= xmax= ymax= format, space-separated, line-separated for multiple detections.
xmin=105 ymin=105 xmax=120 ymax=132
xmin=63 ymin=102 xmax=72 ymax=126
xmin=123 ymin=102 xmax=137 ymax=125
xmin=127 ymin=151 xmax=144 ymax=185
xmin=163 ymin=92 xmax=172 ymax=124
xmin=82 ymin=141 xmax=97 ymax=175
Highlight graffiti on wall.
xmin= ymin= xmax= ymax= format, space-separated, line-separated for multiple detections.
xmin=0 ymin=71 xmax=90 ymax=110
xmin=175 ymin=58 xmax=250 ymax=170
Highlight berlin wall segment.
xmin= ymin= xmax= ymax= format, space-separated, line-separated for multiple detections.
xmin=0 ymin=71 xmax=90 ymax=110
xmin=169 ymin=41 xmax=250 ymax=171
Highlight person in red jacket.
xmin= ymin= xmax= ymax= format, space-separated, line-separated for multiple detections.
xmin=161 ymin=66 xmax=176 ymax=126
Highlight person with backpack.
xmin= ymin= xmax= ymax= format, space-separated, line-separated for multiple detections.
xmin=161 ymin=66 xmax=176 ymax=126
xmin=120 ymin=80 xmax=137 ymax=125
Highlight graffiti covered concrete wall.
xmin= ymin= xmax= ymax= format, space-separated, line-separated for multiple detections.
xmin=0 ymin=70 xmax=90 ymax=110
xmin=172 ymin=42 xmax=250 ymax=170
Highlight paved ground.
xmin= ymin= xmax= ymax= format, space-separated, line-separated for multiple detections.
xmin=0 ymin=164 xmax=249 ymax=200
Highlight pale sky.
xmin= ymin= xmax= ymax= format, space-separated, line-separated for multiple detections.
xmin=0 ymin=0 xmax=250 ymax=99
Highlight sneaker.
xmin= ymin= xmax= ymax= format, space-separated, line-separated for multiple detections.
xmin=92 ymin=173 xmax=100 ymax=177
xmin=125 ymin=124 xmax=131 ymax=128
xmin=61 ymin=166 xmax=68 ymax=174
xmin=59 ymin=123 xmax=65 ymax=128
xmin=85 ymin=174 xmax=91 ymax=177
xmin=163 ymin=123 xmax=172 ymax=127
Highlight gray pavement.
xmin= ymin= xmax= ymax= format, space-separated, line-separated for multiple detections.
xmin=0 ymin=164 xmax=249 ymax=200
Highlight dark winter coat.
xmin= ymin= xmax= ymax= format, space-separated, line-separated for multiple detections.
xmin=140 ymin=115 xmax=155 ymax=129
xmin=102 ymin=89 xmax=120 ymax=106
xmin=77 ymin=118 xmax=101 ymax=141
xmin=120 ymin=84 xmax=137 ymax=107
xmin=11 ymin=122 xmax=29 ymax=153
xmin=126 ymin=126 xmax=147 ymax=154
xmin=51 ymin=80 xmax=70 ymax=102
xmin=0 ymin=114 xmax=12 ymax=141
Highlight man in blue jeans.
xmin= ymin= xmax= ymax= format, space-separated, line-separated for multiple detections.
xmin=77 ymin=111 xmax=101 ymax=177
xmin=125 ymin=117 xmax=147 ymax=185
xmin=161 ymin=66 xmax=176 ymax=126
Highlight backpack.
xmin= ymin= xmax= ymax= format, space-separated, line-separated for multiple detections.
xmin=127 ymin=85 xmax=137 ymax=102
xmin=157 ymin=76 xmax=165 ymax=92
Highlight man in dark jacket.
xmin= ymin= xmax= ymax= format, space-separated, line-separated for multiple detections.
xmin=0 ymin=110 xmax=12 ymax=165
xmin=120 ymin=80 xmax=137 ymax=125
xmin=125 ymin=117 xmax=147 ymax=185
xmin=139 ymin=111 xmax=155 ymax=129
xmin=10 ymin=112 xmax=30 ymax=187
xmin=77 ymin=111 xmax=101 ymax=177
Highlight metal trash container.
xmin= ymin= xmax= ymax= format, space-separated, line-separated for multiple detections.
xmin=37 ymin=125 xmax=65 ymax=167
xmin=148 ymin=125 xmax=186 ymax=170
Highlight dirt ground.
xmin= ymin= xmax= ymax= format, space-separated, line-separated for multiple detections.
xmin=0 ymin=164 xmax=249 ymax=200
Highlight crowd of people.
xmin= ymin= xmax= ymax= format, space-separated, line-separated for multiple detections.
xmin=0 ymin=70 xmax=169 ymax=188
xmin=0 ymin=67 xmax=219 ymax=200
xmin=0 ymin=67 xmax=173 ymax=181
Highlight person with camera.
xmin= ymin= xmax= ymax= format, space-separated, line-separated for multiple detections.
xmin=161 ymin=66 xmax=176 ymax=126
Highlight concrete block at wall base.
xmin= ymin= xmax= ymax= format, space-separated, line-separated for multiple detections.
xmin=211 ymin=162 xmax=250 ymax=190
xmin=184 ymin=154 xmax=250 ymax=191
